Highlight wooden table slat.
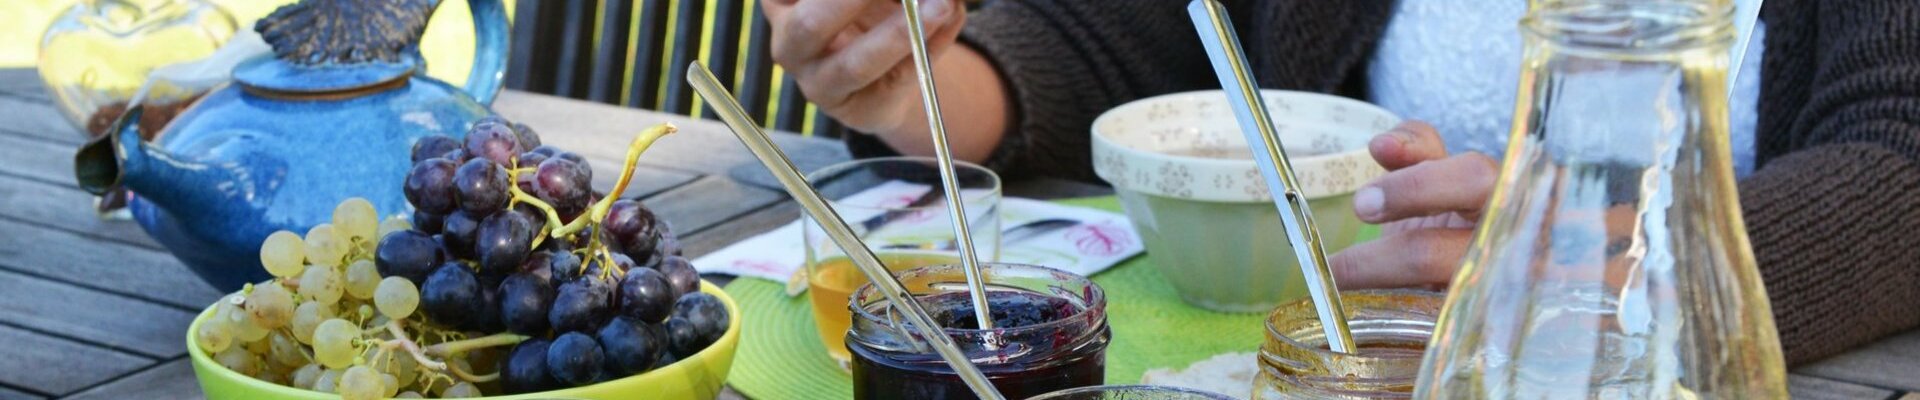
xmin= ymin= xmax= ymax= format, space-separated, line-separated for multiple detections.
xmin=643 ymin=176 xmax=788 ymax=237
xmin=0 ymin=173 xmax=161 ymax=250
xmin=63 ymin=359 xmax=201 ymax=400
xmin=0 ymin=69 xmax=51 ymax=100
xmin=0 ymin=324 xmax=149 ymax=396
xmin=0 ymin=269 xmax=195 ymax=359
xmin=1796 ymin=330 xmax=1920 ymax=392
xmin=0 ymin=217 xmax=222 ymax=309
xmin=0 ymin=131 xmax=85 ymax=188
xmin=0 ymin=95 xmax=86 ymax=146
xmin=0 ymin=385 xmax=45 ymax=400
xmin=1787 ymin=374 xmax=1899 ymax=400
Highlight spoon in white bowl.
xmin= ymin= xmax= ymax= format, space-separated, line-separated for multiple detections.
xmin=1187 ymin=0 xmax=1354 ymax=353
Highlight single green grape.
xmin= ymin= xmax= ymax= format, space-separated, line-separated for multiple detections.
xmin=245 ymin=282 xmax=295 ymax=329
xmin=380 ymin=373 xmax=400 ymax=398
xmin=260 ymin=230 xmax=308 ymax=278
xmin=290 ymin=363 xmax=323 ymax=389
xmin=195 ymin=316 xmax=234 ymax=353
xmin=366 ymin=344 xmax=420 ymax=384
xmin=305 ymin=224 xmax=347 ymax=267
xmin=395 ymin=391 xmax=423 ymax=398
xmin=242 ymin=334 xmax=271 ymax=354
xmin=344 ymin=260 xmax=381 ymax=299
xmin=300 ymin=264 xmax=345 ymax=305
xmin=373 ymin=277 xmax=420 ymax=320
xmin=377 ymin=218 xmax=413 ymax=240
xmin=338 ymin=365 xmax=384 ymax=400
xmin=311 ymin=318 xmax=360 ymax=369
xmin=442 ymin=382 xmax=481 ymax=398
xmin=232 ymin=311 xmax=271 ymax=343
xmin=313 ymin=368 xmax=342 ymax=393
xmin=267 ymin=331 xmax=306 ymax=367
xmin=290 ymin=301 xmax=332 ymax=344
xmin=333 ymin=198 xmax=380 ymax=245
xmin=214 ymin=346 xmax=262 ymax=376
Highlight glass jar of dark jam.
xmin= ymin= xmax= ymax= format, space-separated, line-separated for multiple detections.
xmin=847 ymin=263 xmax=1109 ymax=400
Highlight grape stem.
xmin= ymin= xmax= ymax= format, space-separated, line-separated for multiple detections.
xmin=424 ymin=332 xmax=529 ymax=357
xmin=379 ymin=321 xmax=449 ymax=371
xmin=551 ymin=123 xmax=678 ymax=239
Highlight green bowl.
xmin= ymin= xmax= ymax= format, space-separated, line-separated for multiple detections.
xmin=187 ymin=280 xmax=743 ymax=399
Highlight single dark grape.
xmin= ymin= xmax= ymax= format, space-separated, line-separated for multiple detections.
xmin=421 ymin=263 xmax=486 ymax=330
xmin=411 ymin=136 xmax=462 ymax=163
xmin=549 ymin=278 xmax=612 ymax=333
xmin=616 ymin=268 xmax=674 ymax=323
xmin=512 ymin=122 xmax=543 ymax=149
xmin=609 ymin=253 xmax=637 ymax=273
xmin=518 ymin=152 xmax=550 ymax=170
xmin=441 ymin=210 xmax=485 ymax=260
xmin=656 ymin=256 xmax=700 ymax=298
xmin=603 ymin=200 xmax=661 ymax=260
xmin=477 ymin=211 xmax=534 ymax=278
xmin=376 ymin=230 xmax=443 ymax=284
xmin=655 ymin=220 xmax=681 ymax=256
xmin=663 ymin=317 xmax=702 ymax=358
xmin=520 ymin=251 xmax=554 ymax=281
xmin=465 ymin=120 xmax=521 ymax=166
xmin=533 ymin=158 xmax=592 ymax=213
xmin=412 ymin=210 xmax=446 ymax=234
xmin=404 ymin=158 xmax=459 ymax=214
xmin=546 ymin=332 xmax=604 ymax=386
xmin=596 ymin=316 xmax=662 ymax=376
xmin=501 ymin=339 xmax=558 ymax=394
xmin=548 ymin=251 xmax=583 ymax=283
xmin=498 ymin=273 xmax=554 ymax=335
xmin=442 ymin=148 xmax=469 ymax=162
xmin=673 ymin=293 xmax=730 ymax=346
xmin=454 ymin=158 xmax=510 ymax=214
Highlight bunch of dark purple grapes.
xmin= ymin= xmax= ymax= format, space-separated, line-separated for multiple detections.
xmin=382 ymin=117 xmax=729 ymax=394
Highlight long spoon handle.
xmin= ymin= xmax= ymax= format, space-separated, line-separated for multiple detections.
xmin=1186 ymin=0 xmax=1354 ymax=353
xmin=688 ymin=63 xmax=1007 ymax=400
xmin=898 ymin=0 xmax=995 ymax=330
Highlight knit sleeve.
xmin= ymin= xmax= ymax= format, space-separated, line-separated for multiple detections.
xmin=1747 ymin=0 xmax=1920 ymax=365
xmin=846 ymin=0 xmax=1396 ymax=182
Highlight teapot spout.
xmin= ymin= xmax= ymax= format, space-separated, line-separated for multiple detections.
xmin=74 ymin=106 xmax=226 ymax=212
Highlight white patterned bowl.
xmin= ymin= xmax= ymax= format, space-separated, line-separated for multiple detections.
xmin=1091 ymin=90 xmax=1396 ymax=312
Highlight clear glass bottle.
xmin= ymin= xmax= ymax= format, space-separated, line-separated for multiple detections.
xmin=38 ymin=0 xmax=235 ymax=138
xmin=1413 ymin=0 xmax=1788 ymax=398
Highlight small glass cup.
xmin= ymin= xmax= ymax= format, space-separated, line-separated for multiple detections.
xmin=1030 ymin=385 xmax=1240 ymax=400
xmin=847 ymin=263 xmax=1108 ymax=400
xmin=803 ymin=156 xmax=1002 ymax=366
xmin=1252 ymin=290 xmax=1442 ymax=400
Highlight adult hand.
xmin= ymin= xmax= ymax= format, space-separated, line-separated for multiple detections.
xmin=762 ymin=0 xmax=968 ymax=134
xmin=1329 ymin=121 xmax=1500 ymax=290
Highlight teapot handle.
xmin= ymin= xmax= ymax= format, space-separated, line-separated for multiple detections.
xmin=462 ymin=0 xmax=509 ymax=105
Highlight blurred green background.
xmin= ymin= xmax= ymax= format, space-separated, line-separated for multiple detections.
xmin=2 ymin=0 xmax=515 ymax=86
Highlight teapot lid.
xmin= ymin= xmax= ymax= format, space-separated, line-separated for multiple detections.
xmin=233 ymin=0 xmax=434 ymax=94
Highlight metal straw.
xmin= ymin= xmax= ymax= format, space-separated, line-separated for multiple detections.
xmin=1186 ymin=0 xmax=1354 ymax=353
xmin=687 ymin=63 xmax=1007 ymax=400
xmin=899 ymin=0 xmax=995 ymax=330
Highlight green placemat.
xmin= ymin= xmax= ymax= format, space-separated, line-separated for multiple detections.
xmin=722 ymin=196 xmax=1380 ymax=400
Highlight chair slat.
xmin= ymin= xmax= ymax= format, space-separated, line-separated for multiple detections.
xmin=625 ymin=0 xmax=673 ymax=109
xmin=659 ymin=0 xmax=709 ymax=115
xmin=553 ymin=0 xmax=596 ymax=98
xmin=505 ymin=0 xmax=542 ymax=90
xmin=587 ymin=0 xmax=636 ymax=103
xmin=737 ymin=0 xmax=776 ymax=124
xmin=774 ymin=75 xmax=807 ymax=133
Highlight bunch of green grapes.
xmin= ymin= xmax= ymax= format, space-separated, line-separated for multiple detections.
xmin=196 ymin=197 xmax=492 ymax=399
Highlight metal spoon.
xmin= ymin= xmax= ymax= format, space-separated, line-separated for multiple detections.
xmin=1187 ymin=0 xmax=1354 ymax=353
xmin=687 ymin=63 xmax=1007 ymax=400
xmin=900 ymin=0 xmax=995 ymax=330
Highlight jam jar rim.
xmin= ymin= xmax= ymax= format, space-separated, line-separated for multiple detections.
xmin=846 ymin=262 xmax=1108 ymax=361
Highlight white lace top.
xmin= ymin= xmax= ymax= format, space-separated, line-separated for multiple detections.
xmin=1367 ymin=0 xmax=1766 ymax=176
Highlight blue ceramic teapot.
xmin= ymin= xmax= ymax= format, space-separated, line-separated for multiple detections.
xmin=76 ymin=0 xmax=507 ymax=291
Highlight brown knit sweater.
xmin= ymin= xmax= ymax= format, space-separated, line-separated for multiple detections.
xmin=844 ymin=0 xmax=1920 ymax=365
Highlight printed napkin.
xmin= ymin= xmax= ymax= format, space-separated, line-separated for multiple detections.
xmin=695 ymin=181 xmax=1144 ymax=287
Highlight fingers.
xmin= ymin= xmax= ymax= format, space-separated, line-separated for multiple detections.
xmin=1329 ymin=228 xmax=1472 ymax=289
xmin=1368 ymin=121 xmax=1448 ymax=171
xmin=802 ymin=0 xmax=958 ymax=103
xmin=1353 ymin=152 xmax=1498 ymax=223
xmin=768 ymin=0 xmax=869 ymax=66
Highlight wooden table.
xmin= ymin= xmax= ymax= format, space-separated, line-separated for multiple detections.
xmin=0 ymin=67 xmax=1911 ymax=399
